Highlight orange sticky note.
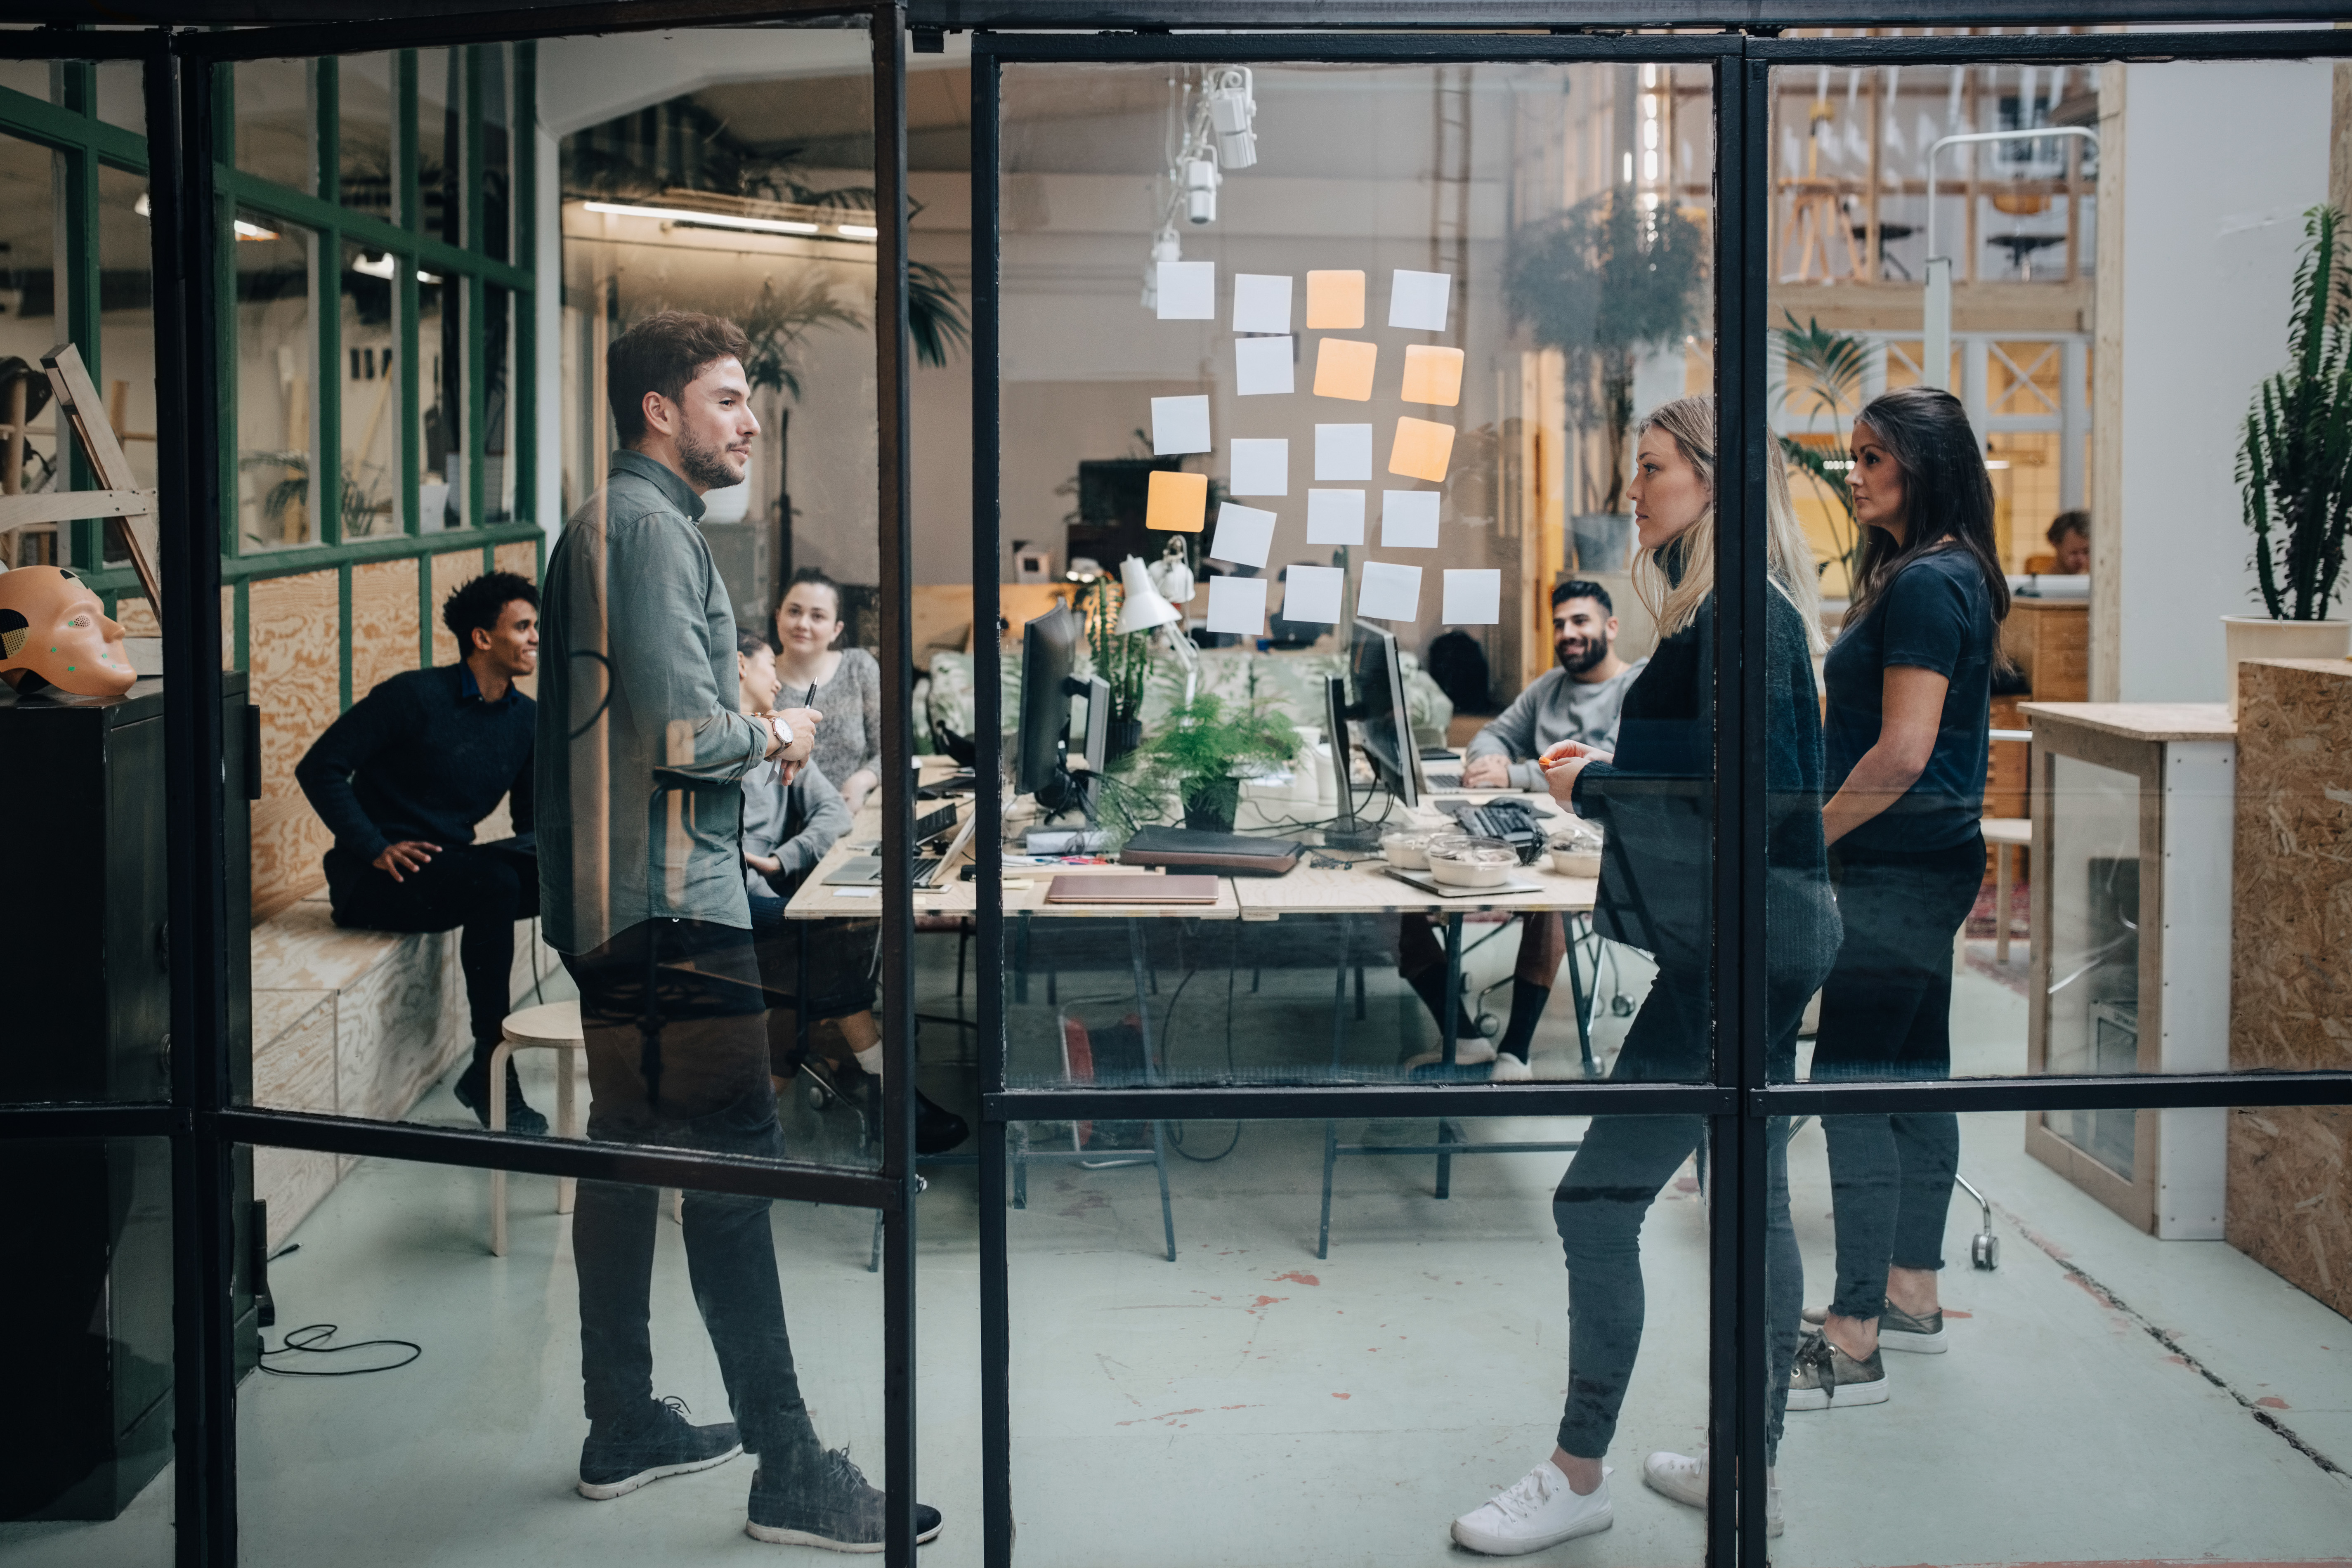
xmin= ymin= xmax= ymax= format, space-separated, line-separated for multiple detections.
xmin=1388 ymin=417 xmax=1456 ymax=483
xmin=1146 ymin=469 xmax=1208 ymax=532
xmin=1305 ymin=270 xmax=1366 ymax=330
xmin=1400 ymin=344 xmax=1464 ymax=407
xmin=1313 ymin=338 xmax=1378 ymax=401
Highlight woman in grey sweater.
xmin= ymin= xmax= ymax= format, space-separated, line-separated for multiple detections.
xmin=770 ymin=567 xmax=883 ymax=815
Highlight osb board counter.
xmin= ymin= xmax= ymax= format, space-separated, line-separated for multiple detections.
xmin=2019 ymin=701 xmax=2235 ymax=743
xmin=2227 ymin=657 xmax=2352 ymax=1318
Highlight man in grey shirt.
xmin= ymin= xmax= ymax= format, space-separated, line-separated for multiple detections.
xmin=537 ymin=311 xmax=940 ymax=1549
xmin=1406 ymin=581 xmax=1645 ymax=1081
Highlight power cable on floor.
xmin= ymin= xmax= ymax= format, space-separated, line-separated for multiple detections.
xmin=257 ymin=1322 xmax=422 ymax=1377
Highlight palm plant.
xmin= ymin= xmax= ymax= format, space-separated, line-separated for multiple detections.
xmin=735 ymin=273 xmax=871 ymax=402
xmin=1773 ymin=311 xmax=1878 ymax=588
xmin=2239 ymin=204 xmax=2352 ymax=621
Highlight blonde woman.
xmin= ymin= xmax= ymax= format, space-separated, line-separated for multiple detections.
xmin=1449 ymin=397 xmax=1839 ymax=1554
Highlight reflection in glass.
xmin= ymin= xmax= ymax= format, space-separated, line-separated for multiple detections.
xmin=2042 ymin=751 xmax=2141 ymax=1176
xmin=234 ymin=60 xmax=314 ymax=195
xmin=96 ymin=163 xmax=157 ymax=501
xmin=418 ymin=272 xmax=459 ymax=530
xmin=480 ymin=44 xmax=512 ymax=264
xmin=0 ymin=61 xmax=53 ymax=103
xmin=338 ymin=241 xmax=401 ymax=535
xmin=485 ymin=282 xmax=516 ymax=522
xmin=92 ymin=61 xmax=143 ymax=136
xmin=234 ymin=214 xmax=316 ymax=551
xmin=338 ymin=53 xmax=398 ymax=224
xmin=416 ymin=47 xmax=460 ymax=248
xmin=1 ymin=131 xmax=66 ymax=568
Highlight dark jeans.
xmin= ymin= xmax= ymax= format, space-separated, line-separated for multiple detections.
xmin=1811 ymin=834 xmax=1984 ymax=1319
xmin=562 ymin=917 xmax=820 ymax=1462
xmin=326 ymin=838 xmax=538 ymax=1054
xmin=1552 ymin=968 xmax=1807 ymax=1464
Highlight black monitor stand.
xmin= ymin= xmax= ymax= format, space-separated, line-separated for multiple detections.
xmin=1323 ymin=674 xmax=1383 ymax=851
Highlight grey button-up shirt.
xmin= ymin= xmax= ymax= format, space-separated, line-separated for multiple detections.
xmin=536 ymin=450 xmax=772 ymax=954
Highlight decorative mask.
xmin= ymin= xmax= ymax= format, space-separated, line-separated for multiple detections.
xmin=0 ymin=565 xmax=137 ymax=698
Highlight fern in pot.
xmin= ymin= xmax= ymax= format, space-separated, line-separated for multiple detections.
xmin=1099 ymin=694 xmax=1300 ymax=836
xmin=2230 ymin=204 xmax=2352 ymax=713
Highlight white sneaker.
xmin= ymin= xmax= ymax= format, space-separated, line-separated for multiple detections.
xmin=1641 ymin=1447 xmax=1782 ymax=1537
xmin=1450 ymin=1460 xmax=1613 ymax=1556
xmin=1488 ymin=1053 xmax=1534 ymax=1082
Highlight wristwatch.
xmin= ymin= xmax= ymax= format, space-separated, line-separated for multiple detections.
xmin=767 ymin=715 xmax=796 ymax=753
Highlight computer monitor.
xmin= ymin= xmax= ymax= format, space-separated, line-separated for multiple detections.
xmin=1016 ymin=602 xmax=1110 ymax=815
xmin=1347 ymin=621 xmax=1421 ymax=810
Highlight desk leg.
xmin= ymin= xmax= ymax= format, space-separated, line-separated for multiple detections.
xmin=1995 ymin=841 xmax=2013 ymax=966
xmin=795 ymin=921 xmax=810 ymax=1063
xmin=1434 ymin=914 xmax=1462 ymax=1199
xmin=1320 ymin=915 xmax=1353 ymax=1261
xmin=1565 ymin=915 xmax=1596 ymax=1079
xmin=556 ymin=1044 xmax=579 ymax=1215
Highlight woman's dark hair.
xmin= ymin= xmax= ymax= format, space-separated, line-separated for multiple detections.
xmin=736 ymin=629 xmax=773 ymax=660
xmin=775 ymin=567 xmax=843 ymax=623
xmin=442 ymin=570 xmax=539 ymax=653
xmin=1847 ymin=386 xmax=2010 ymax=628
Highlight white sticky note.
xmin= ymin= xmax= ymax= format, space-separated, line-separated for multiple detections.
xmin=1282 ymin=564 xmax=1344 ymax=624
xmin=1315 ymin=423 xmax=1373 ymax=481
xmin=1206 ymin=574 xmax=1269 ymax=637
xmin=1442 ymin=569 xmax=1502 ymax=625
xmin=1151 ymin=395 xmax=1211 ymax=456
xmin=1208 ymin=502 xmax=1278 ymax=569
xmin=1234 ymin=335 xmax=1295 ymax=396
xmin=1232 ymin=273 xmax=1294 ymax=334
xmin=1305 ymin=488 xmax=1366 ymax=545
xmin=1380 ymin=489 xmax=1441 ymax=548
xmin=1228 ymin=438 xmax=1289 ymax=497
xmin=1357 ymin=560 xmax=1423 ymax=623
xmin=1156 ymin=260 xmax=1215 ymax=320
xmin=1388 ymin=269 xmax=1452 ymax=332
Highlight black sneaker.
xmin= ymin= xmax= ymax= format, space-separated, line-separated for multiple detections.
xmin=455 ymin=1058 xmax=548 ymax=1136
xmin=1786 ymin=1330 xmax=1889 ymax=1410
xmin=915 ymin=1090 xmax=969 ymax=1157
xmin=576 ymin=1396 xmax=743 ymax=1500
xmin=744 ymin=1447 xmax=943 ymax=1551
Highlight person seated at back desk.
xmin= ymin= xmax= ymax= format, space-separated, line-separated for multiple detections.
xmin=295 ymin=571 xmax=547 ymax=1131
xmin=1402 ymin=579 xmax=1646 ymax=1081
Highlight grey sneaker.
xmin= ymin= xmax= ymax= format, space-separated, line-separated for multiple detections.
xmin=1787 ymin=1332 xmax=1888 ymax=1410
xmin=1800 ymin=1299 xmax=1946 ymax=1354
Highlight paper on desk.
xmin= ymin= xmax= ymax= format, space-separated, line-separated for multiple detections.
xmin=1305 ymin=487 xmax=1365 ymax=544
xmin=1443 ymin=568 xmax=1502 ymax=625
xmin=1388 ymin=416 xmax=1455 ymax=483
xmin=1305 ymin=269 xmax=1366 ymax=329
xmin=1282 ymin=563 xmax=1345 ymax=623
xmin=1380 ymin=489 xmax=1440 ymax=548
xmin=1357 ymin=560 xmax=1422 ymax=622
xmin=1400 ymin=344 xmax=1465 ymax=406
xmin=1151 ymin=394 xmax=1211 ymax=456
xmin=1205 ymin=574 xmax=1269 ymax=635
xmin=1388 ymin=269 xmax=1452 ymax=332
xmin=1209 ymin=501 xmax=1277 ymax=568
xmin=1313 ymin=338 xmax=1378 ymax=401
xmin=1145 ymin=468 xmax=1208 ymax=532
xmin=1156 ymin=260 xmax=1215 ymax=319
xmin=1228 ymin=438 xmax=1289 ymax=496
xmin=1315 ymin=423 xmax=1372 ymax=480
xmin=1232 ymin=272 xmax=1294 ymax=334
xmin=1234 ymin=335 xmax=1295 ymax=396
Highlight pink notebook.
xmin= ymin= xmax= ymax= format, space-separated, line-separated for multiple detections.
xmin=1044 ymin=874 xmax=1220 ymax=905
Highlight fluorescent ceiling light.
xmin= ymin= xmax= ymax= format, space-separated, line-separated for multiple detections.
xmin=1985 ymin=459 xmax=2011 ymax=470
xmin=350 ymin=252 xmax=443 ymax=285
xmin=233 ymin=220 xmax=280 ymax=242
xmin=834 ymin=224 xmax=878 ymax=240
xmin=582 ymin=200 xmax=820 ymax=236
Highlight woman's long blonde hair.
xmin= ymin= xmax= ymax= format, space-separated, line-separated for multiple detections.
xmin=1627 ymin=395 xmax=1825 ymax=655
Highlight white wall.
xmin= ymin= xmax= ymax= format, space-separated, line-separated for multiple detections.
xmin=2113 ymin=60 xmax=2332 ymax=702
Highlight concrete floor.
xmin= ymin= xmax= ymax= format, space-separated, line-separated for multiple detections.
xmin=7 ymin=930 xmax=2349 ymax=1567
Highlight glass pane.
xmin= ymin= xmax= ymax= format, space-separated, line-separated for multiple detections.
xmin=417 ymin=47 xmax=460 ymax=247
xmin=1007 ymin=1115 xmax=1726 ymax=1563
xmin=484 ymin=281 xmax=516 ymax=523
xmin=95 ymin=162 xmax=156 ymax=501
xmin=994 ymin=59 xmax=1718 ymax=1086
xmin=93 ymin=61 xmax=143 ymax=135
xmin=234 ymin=1145 xmax=904 ymax=1557
xmin=1 ymin=130 xmax=65 ymax=569
xmin=0 ymin=1138 xmax=175 ymax=1566
xmin=0 ymin=61 xmax=54 ymax=102
xmin=338 ymin=239 xmax=402 ymax=536
xmin=233 ymin=213 xmax=316 ymax=551
xmin=418 ymin=269 xmax=460 ymax=530
xmin=1778 ymin=1104 xmax=2352 ymax=1562
xmin=234 ymin=60 xmax=314 ymax=196
xmin=479 ymin=43 xmax=512 ymax=264
xmin=338 ymin=52 xmax=397 ymax=224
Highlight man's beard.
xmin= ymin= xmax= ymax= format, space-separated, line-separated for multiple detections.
xmin=1556 ymin=636 xmax=1609 ymax=676
xmin=678 ymin=425 xmax=744 ymax=491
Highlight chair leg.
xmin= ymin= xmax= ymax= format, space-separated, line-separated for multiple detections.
xmin=1151 ymin=1121 xmax=1176 ymax=1263
xmin=956 ymin=928 xmax=969 ymax=999
xmin=1354 ymin=961 xmax=1366 ymax=1020
xmin=1318 ymin=1119 xmax=1338 ymax=1261
xmin=1995 ymin=841 xmax=2014 ymax=966
xmin=488 ymin=1037 xmax=516 ymax=1256
xmin=556 ymin=1043 xmax=579 ymax=1215
xmin=869 ymin=1210 xmax=883 ymax=1273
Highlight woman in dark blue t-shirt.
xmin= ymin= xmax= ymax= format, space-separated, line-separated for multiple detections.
xmin=1797 ymin=385 xmax=2006 ymax=1413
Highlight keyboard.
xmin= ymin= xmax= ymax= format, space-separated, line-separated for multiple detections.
xmin=1456 ymin=798 xmax=1549 ymax=863
xmin=1423 ymin=770 xmax=1462 ymax=790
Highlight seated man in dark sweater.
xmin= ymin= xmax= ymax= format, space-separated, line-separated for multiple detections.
xmin=295 ymin=571 xmax=548 ymax=1132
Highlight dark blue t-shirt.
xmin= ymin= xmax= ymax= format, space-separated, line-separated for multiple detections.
xmin=1823 ymin=549 xmax=1995 ymax=854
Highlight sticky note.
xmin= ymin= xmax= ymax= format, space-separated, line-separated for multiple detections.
xmin=1145 ymin=469 xmax=1208 ymax=533
xmin=1306 ymin=488 xmax=1366 ymax=545
xmin=1315 ymin=423 xmax=1373 ymax=481
xmin=1443 ymin=569 xmax=1502 ymax=625
xmin=1209 ymin=502 xmax=1277 ymax=569
xmin=1388 ymin=416 xmax=1456 ymax=483
xmin=1357 ymin=560 xmax=1423 ymax=623
xmin=1228 ymin=438 xmax=1289 ymax=497
xmin=1305 ymin=269 xmax=1366 ymax=330
xmin=1152 ymin=395 xmax=1211 ymax=456
xmin=1282 ymin=564 xmax=1345 ymax=624
xmin=1380 ymin=489 xmax=1440 ymax=548
xmin=1313 ymin=338 xmax=1378 ymax=401
xmin=1232 ymin=273 xmax=1294 ymax=334
xmin=1206 ymin=574 xmax=1268 ymax=636
xmin=1234 ymin=335 xmax=1295 ymax=396
xmin=1388 ymin=269 xmax=1452 ymax=332
xmin=1156 ymin=260 xmax=1215 ymax=320
xmin=1400 ymin=344 xmax=1465 ymax=406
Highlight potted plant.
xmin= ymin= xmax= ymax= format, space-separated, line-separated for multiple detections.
xmin=1106 ymin=693 xmax=1300 ymax=835
xmin=1080 ymin=575 xmax=1151 ymax=764
xmin=1773 ymin=312 xmax=1878 ymax=604
xmin=2230 ymin=204 xmax=2352 ymax=713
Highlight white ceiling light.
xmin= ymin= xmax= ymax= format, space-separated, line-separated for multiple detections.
xmin=834 ymin=223 xmax=878 ymax=241
xmin=583 ymin=200 xmax=821 ymax=236
xmin=349 ymin=251 xmax=442 ymax=284
xmin=1141 ymin=65 xmax=1262 ymax=307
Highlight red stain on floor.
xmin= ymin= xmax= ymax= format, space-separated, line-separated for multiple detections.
xmin=1115 ymin=1408 xmax=1206 ymax=1427
xmin=1248 ymin=1294 xmax=1286 ymax=1311
xmin=1943 ymin=1309 xmax=1973 ymax=1319
xmin=1273 ymin=1271 xmax=1320 ymax=1286
xmin=2256 ymin=1396 xmax=2291 ymax=1409
xmin=1331 ymin=1392 xmax=1351 ymax=1400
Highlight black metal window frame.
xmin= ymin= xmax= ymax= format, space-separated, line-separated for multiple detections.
xmin=3 ymin=12 xmax=2351 ymax=1568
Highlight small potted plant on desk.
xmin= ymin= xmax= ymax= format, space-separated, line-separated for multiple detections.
xmin=2231 ymin=204 xmax=2352 ymax=713
xmin=1103 ymin=694 xmax=1301 ymax=835
xmin=1080 ymin=574 xmax=1150 ymax=765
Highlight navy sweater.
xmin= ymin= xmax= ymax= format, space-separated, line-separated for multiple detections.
xmin=296 ymin=664 xmax=535 ymax=863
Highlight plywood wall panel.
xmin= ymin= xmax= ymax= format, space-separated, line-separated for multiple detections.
xmin=429 ymin=549 xmax=484 ymax=667
xmin=114 ymin=588 xmax=238 ymax=667
xmin=248 ymin=569 xmax=340 ymax=919
xmin=349 ymin=557 xmax=421 ymax=699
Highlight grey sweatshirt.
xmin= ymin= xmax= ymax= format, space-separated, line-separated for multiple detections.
xmin=740 ymin=758 xmax=853 ymax=901
xmin=1464 ymin=661 xmax=1648 ymax=791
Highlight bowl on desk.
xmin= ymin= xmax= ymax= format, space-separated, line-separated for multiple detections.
xmin=1426 ymin=835 xmax=1519 ymax=889
xmin=1381 ymin=829 xmax=1435 ymax=870
xmin=1548 ymin=823 xmax=1604 ymax=879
